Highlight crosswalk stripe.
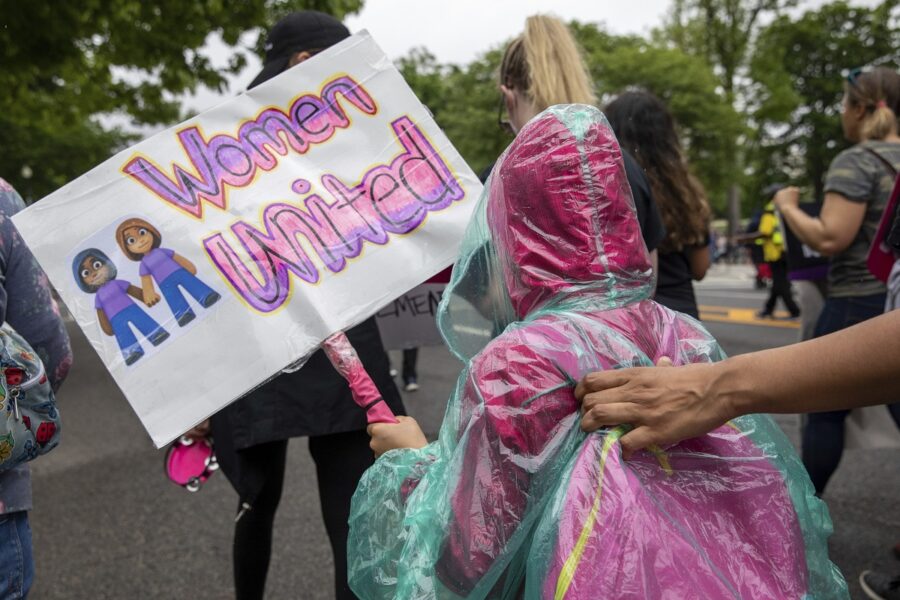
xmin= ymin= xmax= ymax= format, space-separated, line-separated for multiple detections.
xmin=698 ymin=305 xmax=800 ymax=329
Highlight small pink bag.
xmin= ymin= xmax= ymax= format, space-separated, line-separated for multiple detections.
xmin=164 ymin=435 xmax=218 ymax=492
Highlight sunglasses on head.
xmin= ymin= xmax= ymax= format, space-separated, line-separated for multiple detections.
xmin=841 ymin=53 xmax=900 ymax=87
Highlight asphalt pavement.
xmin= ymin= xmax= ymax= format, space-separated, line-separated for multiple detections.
xmin=28 ymin=264 xmax=900 ymax=599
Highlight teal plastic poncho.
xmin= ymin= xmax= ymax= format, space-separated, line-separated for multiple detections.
xmin=348 ymin=105 xmax=848 ymax=599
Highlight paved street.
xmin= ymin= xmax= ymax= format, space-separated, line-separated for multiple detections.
xmin=29 ymin=264 xmax=899 ymax=599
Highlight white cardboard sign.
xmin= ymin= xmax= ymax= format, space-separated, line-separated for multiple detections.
xmin=13 ymin=32 xmax=480 ymax=447
xmin=376 ymin=283 xmax=446 ymax=350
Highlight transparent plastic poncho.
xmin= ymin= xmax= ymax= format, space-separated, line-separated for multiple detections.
xmin=348 ymin=105 xmax=848 ymax=599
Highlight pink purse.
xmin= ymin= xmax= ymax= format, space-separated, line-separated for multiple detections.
xmin=164 ymin=435 xmax=218 ymax=492
xmin=863 ymin=148 xmax=899 ymax=282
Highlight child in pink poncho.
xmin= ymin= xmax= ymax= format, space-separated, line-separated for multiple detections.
xmin=348 ymin=105 xmax=847 ymax=599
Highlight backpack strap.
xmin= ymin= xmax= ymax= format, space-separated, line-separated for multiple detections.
xmin=861 ymin=145 xmax=899 ymax=176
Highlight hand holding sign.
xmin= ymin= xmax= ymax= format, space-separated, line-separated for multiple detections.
xmin=321 ymin=331 xmax=398 ymax=425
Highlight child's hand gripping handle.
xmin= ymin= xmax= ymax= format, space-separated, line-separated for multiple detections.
xmin=322 ymin=332 xmax=398 ymax=424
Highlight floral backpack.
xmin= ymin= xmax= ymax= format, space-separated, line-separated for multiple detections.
xmin=0 ymin=327 xmax=60 ymax=470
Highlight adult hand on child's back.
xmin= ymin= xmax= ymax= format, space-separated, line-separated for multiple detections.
xmin=576 ymin=358 xmax=735 ymax=460
xmin=367 ymin=416 xmax=427 ymax=457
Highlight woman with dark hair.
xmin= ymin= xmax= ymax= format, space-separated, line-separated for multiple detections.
xmin=605 ymin=91 xmax=711 ymax=318
xmin=72 ymin=248 xmax=167 ymax=365
xmin=774 ymin=64 xmax=900 ymax=496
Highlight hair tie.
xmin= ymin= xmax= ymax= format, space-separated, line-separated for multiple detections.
xmin=877 ymin=100 xmax=888 ymax=109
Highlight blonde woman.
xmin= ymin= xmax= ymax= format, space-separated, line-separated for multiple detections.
xmin=495 ymin=15 xmax=665 ymax=279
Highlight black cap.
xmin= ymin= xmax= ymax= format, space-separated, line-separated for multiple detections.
xmin=248 ymin=11 xmax=350 ymax=90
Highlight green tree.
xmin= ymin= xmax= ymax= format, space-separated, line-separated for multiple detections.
xmin=663 ymin=0 xmax=796 ymax=219
xmin=398 ymin=46 xmax=512 ymax=179
xmin=573 ymin=24 xmax=743 ymax=213
xmin=399 ymin=23 xmax=740 ymax=212
xmin=748 ymin=0 xmax=899 ymax=198
xmin=0 ymin=0 xmax=363 ymax=200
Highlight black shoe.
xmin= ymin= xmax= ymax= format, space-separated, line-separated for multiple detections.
xmin=124 ymin=350 xmax=144 ymax=366
xmin=201 ymin=291 xmax=221 ymax=308
xmin=149 ymin=330 xmax=170 ymax=346
xmin=756 ymin=310 xmax=773 ymax=319
xmin=177 ymin=310 xmax=196 ymax=327
xmin=860 ymin=570 xmax=900 ymax=600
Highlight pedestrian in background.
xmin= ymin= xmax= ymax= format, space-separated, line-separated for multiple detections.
xmin=606 ymin=90 xmax=711 ymax=319
xmin=756 ymin=196 xmax=801 ymax=319
xmin=774 ymin=65 xmax=900 ymax=495
xmin=0 ymin=178 xmax=73 ymax=599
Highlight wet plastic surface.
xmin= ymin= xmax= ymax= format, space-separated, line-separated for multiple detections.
xmin=322 ymin=331 xmax=398 ymax=424
xmin=348 ymin=105 xmax=848 ymax=599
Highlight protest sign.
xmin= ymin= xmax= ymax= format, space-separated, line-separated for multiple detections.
xmin=13 ymin=32 xmax=482 ymax=447
xmin=376 ymin=283 xmax=445 ymax=350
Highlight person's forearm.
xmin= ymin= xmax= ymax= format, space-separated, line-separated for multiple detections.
xmin=778 ymin=205 xmax=828 ymax=251
xmin=714 ymin=310 xmax=900 ymax=418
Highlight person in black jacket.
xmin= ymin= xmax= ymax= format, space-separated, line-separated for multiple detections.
xmin=193 ymin=12 xmax=406 ymax=600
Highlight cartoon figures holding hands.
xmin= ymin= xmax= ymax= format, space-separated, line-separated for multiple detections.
xmin=73 ymin=218 xmax=221 ymax=367
xmin=115 ymin=219 xmax=220 ymax=327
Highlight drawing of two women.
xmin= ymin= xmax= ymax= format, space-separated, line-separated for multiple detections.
xmin=73 ymin=218 xmax=220 ymax=366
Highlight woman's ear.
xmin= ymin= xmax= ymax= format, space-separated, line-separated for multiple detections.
xmin=500 ymin=85 xmax=517 ymax=114
xmin=500 ymin=85 xmax=519 ymax=132
xmin=850 ymin=101 xmax=868 ymax=123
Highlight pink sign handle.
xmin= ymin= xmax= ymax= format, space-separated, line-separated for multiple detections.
xmin=322 ymin=332 xmax=399 ymax=424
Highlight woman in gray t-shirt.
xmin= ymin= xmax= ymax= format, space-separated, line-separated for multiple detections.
xmin=773 ymin=66 xmax=900 ymax=496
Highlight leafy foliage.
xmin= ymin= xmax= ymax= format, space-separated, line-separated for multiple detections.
xmin=748 ymin=0 xmax=899 ymax=199
xmin=0 ymin=0 xmax=363 ymax=199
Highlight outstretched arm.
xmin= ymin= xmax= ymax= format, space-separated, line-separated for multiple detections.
xmin=577 ymin=309 xmax=900 ymax=458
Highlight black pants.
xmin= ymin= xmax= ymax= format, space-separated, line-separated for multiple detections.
xmin=233 ymin=429 xmax=374 ymax=600
xmin=402 ymin=347 xmax=418 ymax=381
xmin=802 ymin=293 xmax=900 ymax=494
xmin=763 ymin=259 xmax=800 ymax=316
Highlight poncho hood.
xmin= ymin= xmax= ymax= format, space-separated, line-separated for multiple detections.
xmin=438 ymin=105 xmax=652 ymax=361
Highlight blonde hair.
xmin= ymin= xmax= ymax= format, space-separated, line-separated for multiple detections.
xmin=845 ymin=66 xmax=900 ymax=141
xmin=500 ymin=15 xmax=597 ymax=110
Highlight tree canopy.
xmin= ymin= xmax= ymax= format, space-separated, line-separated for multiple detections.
xmin=3 ymin=0 xmax=898 ymax=217
xmin=0 ymin=0 xmax=363 ymax=199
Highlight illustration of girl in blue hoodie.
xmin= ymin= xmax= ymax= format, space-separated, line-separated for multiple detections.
xmin=73 ymin=248 xmax=169 ymax=366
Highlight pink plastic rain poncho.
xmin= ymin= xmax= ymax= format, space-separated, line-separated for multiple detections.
xmin=348 ymin=105 xmax=848 ymax=599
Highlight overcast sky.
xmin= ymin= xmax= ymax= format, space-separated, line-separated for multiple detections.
xmin=177 ymin=0 xmax=884 ymax=118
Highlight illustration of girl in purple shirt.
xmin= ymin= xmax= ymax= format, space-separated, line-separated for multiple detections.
xmin=115 ymin=218 xmax=220 ymax=327
xmin=73 ymin=248 xmax=169 ymax=366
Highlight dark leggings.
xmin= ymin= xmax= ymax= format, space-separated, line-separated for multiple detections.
xmin=763 ymin=259 xmax=800 ymax=316
xmin=802 ymin=293 xmax=900 ymax=494
xmin=233 ymin=429 xmax=374 ymax=600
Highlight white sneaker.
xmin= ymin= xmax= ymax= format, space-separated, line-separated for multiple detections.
xmin=404 ymin=379 xmax=419 ymax=392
